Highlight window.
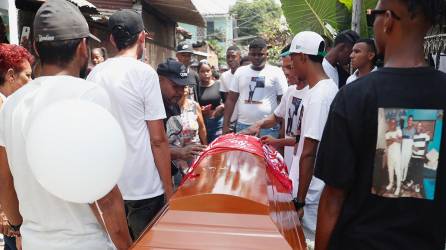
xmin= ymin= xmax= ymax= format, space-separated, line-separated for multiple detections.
xmin=207 ymin=21 xmax=214 ymax=37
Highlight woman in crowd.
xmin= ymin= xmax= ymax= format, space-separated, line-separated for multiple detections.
xmin=0 ymin=43 xmax=34 ymax=250
xmin=197 ymin=60 xmax=225 ymax=143
xmin=166 ymin=86 xmax=207 ymax=184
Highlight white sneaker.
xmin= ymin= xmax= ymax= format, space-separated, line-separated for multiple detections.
xmin=394 ymin=187 xmax=400 ymax=196
xmin=386 ymin=183 xmax=393 ymax=191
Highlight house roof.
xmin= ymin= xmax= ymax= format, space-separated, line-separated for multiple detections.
xmin=144 ymin=0 xmax=205 ymax=27
xmin=15 ymin=0 xmax=99 ymax=14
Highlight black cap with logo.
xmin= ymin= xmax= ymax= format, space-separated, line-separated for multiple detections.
xmin=33 ymin=0 xmax=100 ymax=43
xmin=108 ymin=10 xmax=145 ymax=41
xmin=157 ymin=59 xmax=188 ymax=86
xmin=176 ymin=43 xmax=194 ymax=53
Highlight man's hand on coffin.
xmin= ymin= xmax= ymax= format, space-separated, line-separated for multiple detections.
xmin=260 ymin=135 xmax=280 ymax=148
xmin=240 ymin=123 xmax=261 ymax=136
xmin=181 ymin=144 xmax=207 ymax=161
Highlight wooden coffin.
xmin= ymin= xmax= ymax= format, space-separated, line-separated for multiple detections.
xmin=132 ymin=150 xmax=306 ymax=250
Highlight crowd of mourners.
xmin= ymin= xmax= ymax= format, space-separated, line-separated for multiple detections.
xmin=0 ymin=0 xmax=445 ymax=250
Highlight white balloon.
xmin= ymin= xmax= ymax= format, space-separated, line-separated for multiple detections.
xmin=26 ymin=100 xmax=126 ymax=203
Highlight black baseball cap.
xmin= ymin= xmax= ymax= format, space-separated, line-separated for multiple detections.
xmin=157 ymin=59 xmax=188 ymax=86
xmin=108 ymin=10 xmax=145 ymax=40
xmin=33 ymin=0 xmax=100 ymax=43
xmin=176 ymin=42 xmax=194 ymax=53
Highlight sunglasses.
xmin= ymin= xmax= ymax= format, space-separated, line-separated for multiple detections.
xmin=366 ymin=9 xmax=401 ymax=27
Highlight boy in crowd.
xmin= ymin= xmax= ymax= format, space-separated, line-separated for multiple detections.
xmin=346 ymin=38 xmax=377 ymax=84
xmin=223 ymin=38 xmax=288 ymax=137
xmin=323 ymin=30 xmax=359 ymax=88
xmin=289 ymin=31 xmax=338 ymax=240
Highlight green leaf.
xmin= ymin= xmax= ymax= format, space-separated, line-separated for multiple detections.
xmin=281 ymin=0 xmax=335 ymax=36
xmin=339 ymin=0 xmax=352 ymax=11
xmin=360 ymin=0 xmax=378 ymax=37
xmin=281 ymin=0 xmax=347 ymax=38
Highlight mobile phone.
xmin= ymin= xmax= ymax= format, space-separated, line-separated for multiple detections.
xmin=20 ymin=26 xmax=30 ymax=45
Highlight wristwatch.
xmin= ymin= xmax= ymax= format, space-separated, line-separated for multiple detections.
xmin=292 ymin=197 xmax=306 ymax=211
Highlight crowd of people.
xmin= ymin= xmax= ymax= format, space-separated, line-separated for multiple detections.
xmin=0 ymin=0 xmax=445 ymax=249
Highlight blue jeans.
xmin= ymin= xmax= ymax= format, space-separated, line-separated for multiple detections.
xmin=124 ymin=195 xmax=165 ymax=240
xmin=205 ymin=116 xmax=223 ymax=143
xmin=4 ymin=235 xmax=16 ymax=250
xmin=236 ymin=122 xmax=280 ymax=138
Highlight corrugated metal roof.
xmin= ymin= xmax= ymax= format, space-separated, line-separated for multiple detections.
xmin=87 ymin=0 xmax=133 ymax=11
xmin=15 ymin=0 xmax=99 ymax=14
xmin=145 ymin=0 xmax=205 ymax=27
xmin=67 ymin=0 xmax=99 ymax=14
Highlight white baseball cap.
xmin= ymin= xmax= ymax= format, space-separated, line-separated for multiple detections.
xmin=289 ymin=31 xmax=326 ymax=56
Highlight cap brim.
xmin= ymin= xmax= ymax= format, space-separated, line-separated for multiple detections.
xmin=280 ymin=51 xmax=290 ymax=57
xmin=88 ymin=33 xmax=101 ymax=43
xmin=176 ymin=50 xmax=194 ymax=54
xmin=168 ymin=76 xmax=187 ymax=86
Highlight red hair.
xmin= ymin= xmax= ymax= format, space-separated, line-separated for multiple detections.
xmin=0 ymin=43 xmax=34 ymax=83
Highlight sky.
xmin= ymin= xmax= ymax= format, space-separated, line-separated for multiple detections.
xmin=192 ymin=0 xmax=237 ymax=15
xmin=192 ymin=0 xmax=281 ymax=15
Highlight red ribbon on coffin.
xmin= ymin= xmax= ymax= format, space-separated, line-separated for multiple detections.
xmin=180 ymin=133 xmax=292 ymax=192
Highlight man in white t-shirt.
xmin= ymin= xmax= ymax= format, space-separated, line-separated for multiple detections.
xmin=223 ymin=38 xmax=288 ymax=138
xmin=289 ymin=31 xmax=339 ymax=240
xmin=322 ymin=30 xmax=359 ymax=88
xmin=384 ymin=119 xmax=403 ymax=195
xmin=87 ymin=10 xmax=172 ymax=240
xmin=220 ymin=46 xmax=241 ymax=129
xmin=242 ymin=44 xmax=308 ymax=169
xmin=0 ymin=1 xmax=132 ymax=249
xmin=346 ymin=38 xmax=378 ymax=84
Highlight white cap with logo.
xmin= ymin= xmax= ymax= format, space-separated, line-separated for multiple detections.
xmin=289 ymin=31 xmax=326 ymax=56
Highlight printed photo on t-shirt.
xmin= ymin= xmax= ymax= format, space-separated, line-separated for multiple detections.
xmin=285 ymin=96 xmax=302 ymax=137
xmin=293 ymin=104 xmax=305 ymax=155
xmin=245 ymin=76 xmax=265 ymax=104
xmin=372 ymin=108 xmax=443 ymax=200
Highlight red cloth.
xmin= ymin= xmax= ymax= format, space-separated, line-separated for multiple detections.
xmin=181 ymin=133 xmax=292 ymax=192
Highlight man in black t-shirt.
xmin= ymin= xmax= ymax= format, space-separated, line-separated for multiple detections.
xmin=315 ymin=1 xmax=446 ymax=250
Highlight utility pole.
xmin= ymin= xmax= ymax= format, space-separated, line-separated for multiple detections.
xmin=351 ymin=0 xmax=362 ymax=35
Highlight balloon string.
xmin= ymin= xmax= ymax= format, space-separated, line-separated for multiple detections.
xmin=94 ymin=201 xmax=114 ymax=247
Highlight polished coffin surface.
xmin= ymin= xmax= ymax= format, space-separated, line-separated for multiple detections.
xmin=132 ymin=150 xmax=306 ymax=249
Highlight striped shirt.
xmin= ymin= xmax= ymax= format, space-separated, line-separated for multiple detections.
xmin=412 ymin=133 xmax=430 ymax=158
